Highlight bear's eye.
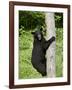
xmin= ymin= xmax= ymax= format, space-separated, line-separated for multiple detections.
xmin=31 ymin=32 xmax=35 ymax=35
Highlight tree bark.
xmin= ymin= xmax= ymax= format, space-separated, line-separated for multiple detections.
xmin=45 ymin=13 xmax=56 ymax=77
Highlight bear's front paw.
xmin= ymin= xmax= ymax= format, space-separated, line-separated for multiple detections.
xmin=52 ymin=36 xmax=55 ymax=41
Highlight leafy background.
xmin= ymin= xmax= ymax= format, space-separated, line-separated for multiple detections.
xmin=19 ymin=11 xmax=63 ymax=79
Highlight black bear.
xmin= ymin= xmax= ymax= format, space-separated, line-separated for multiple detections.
xmin=31 ymin=26 xmax=55 ymax=76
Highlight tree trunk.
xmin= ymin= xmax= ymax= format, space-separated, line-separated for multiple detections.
xmin=45 ymin=13 xmax=56 ymax=77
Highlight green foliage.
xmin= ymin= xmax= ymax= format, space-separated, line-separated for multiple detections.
xmin=56 ymin=28 xmax=63 ymax=77
xmin=19 ymin=11 xmax=63 ymax=31
xmin=55 ymin=13 xmax=63 ymax=28
xmin=19 ymin=11 xmax=45 ymax=30
xmin=19 ymin=28 xmax=63 ymax=79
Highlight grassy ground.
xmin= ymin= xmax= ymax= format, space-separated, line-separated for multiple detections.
xmin=19 ymin=28 xmax=63 ymax=79
xmin=56 ymin=28 xmax=63 ymax=77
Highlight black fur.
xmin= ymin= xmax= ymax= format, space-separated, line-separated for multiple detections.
xmin=31 ymin=29 xmax=55 ymax=76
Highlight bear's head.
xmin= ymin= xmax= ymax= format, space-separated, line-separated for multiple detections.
xmin=31 ymin=30 xmax=43 ymax=41
xmin=31 ymin=26 xmax=43 ymax=41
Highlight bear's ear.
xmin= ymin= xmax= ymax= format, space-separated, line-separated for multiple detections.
xmin=31 ymin=31 xmax=35 ymax=35
xmin=40 ymin=27 xmax=42 ymax=31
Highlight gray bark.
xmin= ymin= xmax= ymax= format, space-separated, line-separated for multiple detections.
xmin=45 ymin=13 xmax=56 ymax=77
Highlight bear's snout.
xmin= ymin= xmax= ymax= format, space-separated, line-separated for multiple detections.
xmin=38 ymin=34 xmax=41 ymax=40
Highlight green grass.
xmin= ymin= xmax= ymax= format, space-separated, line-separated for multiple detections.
xmin=56 ymin=28 xmax=63 ymax=77
xmin=19 ymin=28 xmax=63 ymax=79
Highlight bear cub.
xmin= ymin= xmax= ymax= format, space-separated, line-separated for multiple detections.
xmin=31 ymin=26 xmax=55 ymax=76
